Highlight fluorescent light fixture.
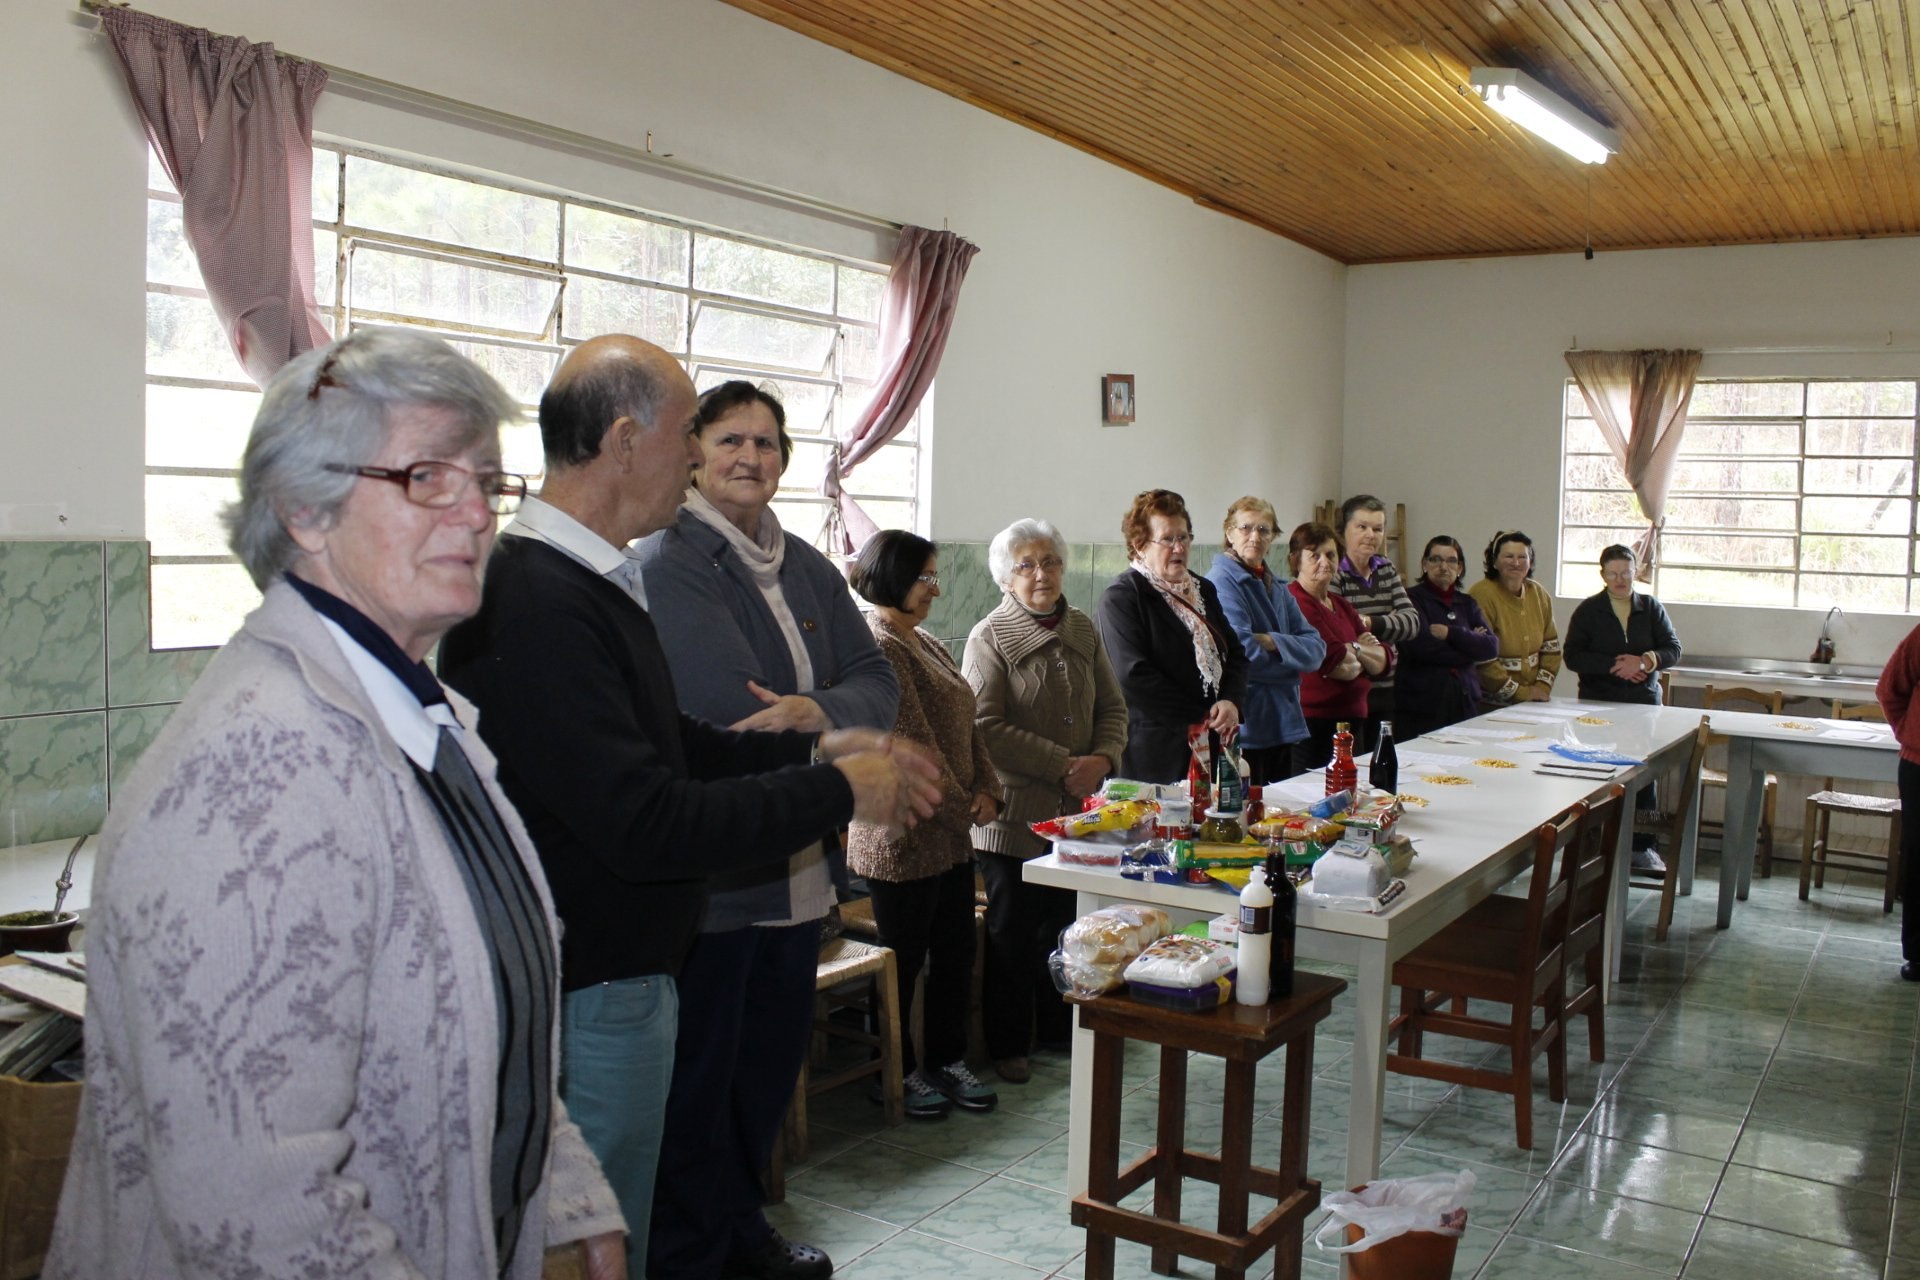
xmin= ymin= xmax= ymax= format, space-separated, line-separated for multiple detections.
xmin=1470 ymin=67 xmax=1619 ymax=164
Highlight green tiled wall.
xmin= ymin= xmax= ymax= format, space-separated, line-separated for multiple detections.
xmin=0 ymin=540 xmax=207 ymax=845
xmin=0 ymin=536 xmax=1233 ymax=846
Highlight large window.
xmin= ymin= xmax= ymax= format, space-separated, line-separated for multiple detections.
xmin=144 ymin=147 xmax=907 ymax=648
xmin=1559 ymin=378 xmax=1920 ymax=612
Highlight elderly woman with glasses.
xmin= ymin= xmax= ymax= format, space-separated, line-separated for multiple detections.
xmin=1206 ymin=496 xmax=1325 ymax=785
xmin=964 ymin=518 xmax=1128 ymax=1081
xmin=849 ymin=530 xmax=1006 ymax=1119
xmin=48 ymin=330 xmax=625 ymax=1280
xmin=1395 ymin=535 xmax=1500 ymax=740
xmin=1332 ymin=494 xmax=1421 ymax=736
xmin=1096 ymin=489 xmax=1249 ymax=784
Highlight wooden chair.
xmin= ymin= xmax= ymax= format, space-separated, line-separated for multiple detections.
xmin=769 ymin=937 xmax=903 ymax=1202
xmin=1386 ymin=804 xmax=1583 ymax=1150
xmin=1801 ymin=700 xmax=1902 ymax=913
xmin=1699 ymin=685 xmax=1784 ymax=875
xmin=1632 ymin=718 xmax=1712 ymax=942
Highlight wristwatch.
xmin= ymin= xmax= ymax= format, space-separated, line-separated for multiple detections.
xmin=1639 ymin=653 xmax=1656 ymax=674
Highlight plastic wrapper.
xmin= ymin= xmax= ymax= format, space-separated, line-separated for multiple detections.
xmin=1031 ymin=798 xmax=1155 ymax=841
xmin=1313 ymin=1171 xmax=1475 ymax=1254
xmin=1122 ymin=935 xmax=1238 ymax=988
xmin=1310 ymin=844 xmax=1389 ymax=899
xmin=1049 ymin=905 xmax=1174 ymax=996
xmin=1098 ymin=778 xmax=1170 ymax=802
xmin=1173 ymin=839 xmax=1265 ymax=870
xmin=1127 ymin=975 xmax=1234 ymax=1010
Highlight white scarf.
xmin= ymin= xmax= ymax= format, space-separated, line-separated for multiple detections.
xmin=683 ymin=488 xmax=814 ymax=692
xmin=1129 ymin=558 xmax=1223 ymax=697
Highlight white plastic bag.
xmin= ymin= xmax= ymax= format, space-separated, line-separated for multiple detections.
xmin=1312 ymin=1170 xmax=1474 ymax=1253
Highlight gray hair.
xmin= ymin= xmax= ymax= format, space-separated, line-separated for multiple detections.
xmin=989 ymin=518 xmax=1069 ymax=588
xmin=224 ymin=328 xmax=520 ymax=588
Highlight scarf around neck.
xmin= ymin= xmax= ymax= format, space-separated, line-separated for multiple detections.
xmin=1129 ymin=558 xmax=1223 ymax=697
xmin=683 ymin=487 xmax=814 ymax=692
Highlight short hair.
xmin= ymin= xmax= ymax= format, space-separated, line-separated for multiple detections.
xmin=851 ymin=529 xmax=937 ymax=610
xmin=1222 ymin=496 xmax=1279 ymax=541
xmin=1339 ymin=494 xmax=1386 ymax=532
xmin=1599 ymin=543 xmax=1636 ymax=568
xmin=224 ymin=328 xmax=519 ymax=589
xmin=1120 ymin=489 xmax=1191 ymax=555
xmin=989 ymin=518 xmax=1068 ymax=587
xmin=1422 ymin=535 xmax=1467 ymax=565
xmin=1286 ymin=522 xmax=1342 ymax=576
xmin=694 ymin=379 xmax=793 ymax=470
xmin=1482 ymin=529 xmax=1536 ymax=580
xmin=538 ymin=351 xmax=679 ymax=468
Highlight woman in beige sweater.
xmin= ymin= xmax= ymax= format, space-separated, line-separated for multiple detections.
xmin=848 ymin=530 xmax=1004 ymax=1119
xmin=964 ymin=518 xmax=1128 ymax=1082
xmin=1469 ymin=529 xmax=1562 ymax=705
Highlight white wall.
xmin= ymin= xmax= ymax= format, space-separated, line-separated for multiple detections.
xmin=1344 ymin=239 xmax=1920 ymax=667
xmin=0 ymin=0 xmax=1346 ymax=545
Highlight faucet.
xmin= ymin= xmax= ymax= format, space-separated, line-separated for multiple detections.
xmin=1811 ymin=606 xmax=1842 ymax=663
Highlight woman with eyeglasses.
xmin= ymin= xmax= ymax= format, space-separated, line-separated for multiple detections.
xmin=1096 ymin=489 xmax=1250 ymax=783
xmin=848 ymin=530 xmax=1005 ymax=1119
xmin=1395 ymin=535 xmax=1500 ymax=740
xmin=964 ymin=518 xmax=1128 ymax=1081
xmin=1562 ymin=544 xmax=1680 ymax=707
xmin=1287 ymin=522 xmax=1390 ymax=773
xmin=48 ymin=330 xmax=625 ymax=1280
xmin=1469 ymin=529 xmax=1562 ymax=706
xmin=1206 ymin=497 xmax=1325 ymax=785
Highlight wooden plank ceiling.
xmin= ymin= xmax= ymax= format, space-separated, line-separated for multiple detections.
xmin=719 ymin=0 xmax=1920 ymax=264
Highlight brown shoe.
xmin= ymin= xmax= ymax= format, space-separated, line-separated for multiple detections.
xmin=995 ymin=1056 xmax=1031 ymax=1083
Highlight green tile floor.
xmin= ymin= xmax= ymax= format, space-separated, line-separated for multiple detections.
xmin=772 ymin=852 xmax=1920 ymax=1278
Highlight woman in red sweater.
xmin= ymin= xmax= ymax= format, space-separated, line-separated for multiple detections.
xmin=1876 ymin=622 xmax=1920 ymax=981
xmin=1286 ymin=522 xmax=1390 ymax=775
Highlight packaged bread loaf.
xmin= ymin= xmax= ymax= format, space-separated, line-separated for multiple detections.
xmin=1049 ymin=904 xmax=1174 ymax=995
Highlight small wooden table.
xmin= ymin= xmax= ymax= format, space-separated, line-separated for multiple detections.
xmin=1069 ymin=973 xmax=1346 ymax=1280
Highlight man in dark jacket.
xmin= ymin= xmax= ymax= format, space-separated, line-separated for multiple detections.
xmin=1562 ymin=543 xmax=1682 ymax=873
xmin=439 ymin=334 xmax=939 ymax=1276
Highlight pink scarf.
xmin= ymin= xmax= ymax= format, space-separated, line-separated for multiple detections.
xmin=1129 ymin=559 xmax=1223 ymax=697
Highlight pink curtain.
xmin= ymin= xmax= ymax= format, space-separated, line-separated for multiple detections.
xmin=825 ymin=226 xmax=979 ymax=552
xmin=1565 ymin=349 xmax=1704 ymax=577
xmin=104 ymin=8 xmax=331 ymax=387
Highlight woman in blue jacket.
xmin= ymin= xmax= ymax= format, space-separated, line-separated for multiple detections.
xmin=1205 ymin=497 xmax=1326 ymax=785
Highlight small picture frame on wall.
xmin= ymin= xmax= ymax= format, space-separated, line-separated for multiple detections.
xmin=1102 ymin=374 xmax=1135 ymax=425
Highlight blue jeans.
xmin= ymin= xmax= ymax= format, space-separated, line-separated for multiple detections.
xmin=562 ymin=975 xmax=678 ymax=1277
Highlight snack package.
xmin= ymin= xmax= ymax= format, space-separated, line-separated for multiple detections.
xmin=1335 ymin=792 xmax=1404 ymax=837
xmin=1049 ymin=905 xmax=1174 ymax=996
xmin=1122 ymin=935 xmax=1238 ymax=989
xmin=1054 ymin=838 xmax=1126 ymax=866
xmin=1308 ymin=844 xmax=1389 ymax=899
xmin=1174 ymin=840 xmax=1266 ymax=871
xmin=1127 ymin=975 xmax=1235 ymax=1011
xmin=1098 ymin=778 xmax=1168 ymax=802
xmin=1031 ymin=798 xmax=1156 ymax=841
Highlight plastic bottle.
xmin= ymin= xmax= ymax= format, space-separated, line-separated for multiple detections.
xmin=1235 ymin=865 xmax=1273 ymax=1006
xmin=1368 ymin=721 xmax=1399 ymax=795
xmin=1211 ymin=730 xmax=1244 ymax=816
xmin=1266 ymin=851 xmax=1297 ymax=1000
xmin=1325 ymin=722 xmax=1357 ymax=798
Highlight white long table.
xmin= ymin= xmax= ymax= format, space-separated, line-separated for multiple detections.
xmin=1026 ymin=700 xmax=1705 ymax=1194
xmin=1711 ymin=709 xmax=1899 ymax=925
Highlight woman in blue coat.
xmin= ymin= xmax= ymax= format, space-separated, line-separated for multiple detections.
xmin=1205 ymin=497 xmax=1326 ymax=786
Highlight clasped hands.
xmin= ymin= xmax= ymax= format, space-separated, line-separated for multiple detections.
xmin=1609 ymin=653 xmax=1652 ymax=683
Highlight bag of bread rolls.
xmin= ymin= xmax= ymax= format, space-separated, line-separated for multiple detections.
xmin=1049 ymin=905 xmax=1174 ymax=996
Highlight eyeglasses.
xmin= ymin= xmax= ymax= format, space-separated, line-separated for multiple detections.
xmin=325 ymin=460 xmax=529 ymax=515
xmin=1150 ymin=533 xmax=1195 ymax=548
xmin=1233 ymin=524 xmax=1275 ymax=538
xmin=915 ymin=572 xmax=940 ymax=588
xmin=1012 ymin=557 xmax=1064 ymax=577
xmin=1424 ymin=555 xmax=1463 ymax=567
xmin=1601 ymin=568 xmax=1636 ymax=583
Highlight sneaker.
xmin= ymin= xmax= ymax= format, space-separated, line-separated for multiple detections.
xmin=928 ymin=1060 xmax=999 ymax=1112
xmin=893 ymin=1069 xmax=952 ymax=1120
xmin=1631 ymin=847 xmax=1668 ymax=875
xmin=995 ymin=1056 xmax=1032 ymax=1084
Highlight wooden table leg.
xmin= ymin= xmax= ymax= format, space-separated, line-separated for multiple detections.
xmin=1082 ymin=1028 xmax=1125 ymax=1280
xmin=1214 ymin=1057 xmax=1256 ymax=1280
xmin=1152 ymin=1045 xmax=1187 ymax=1276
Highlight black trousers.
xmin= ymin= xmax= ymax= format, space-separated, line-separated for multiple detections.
xmin=977 ymin=850 xmax=1075 ymax=1059
xmin=1902 ymin=758 xmax=1920 ymax=963
xmin=1242 ymin=743 xmax=1300 ymax=787
xmin=648 ymin=922 xmax=820 ymax=1279
xmin=866 ymin=861 xmax=978 ymax=1073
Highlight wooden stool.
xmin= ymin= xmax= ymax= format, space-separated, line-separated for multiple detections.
xmin=1069 ymin=973 xmax=1346 ymax=1280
